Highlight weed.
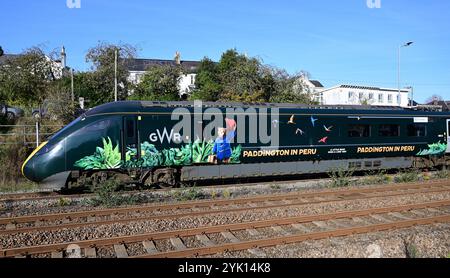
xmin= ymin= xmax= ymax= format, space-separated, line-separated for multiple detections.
xmin=58 ymin=197 xmax=72 ymax=207
xmin=395 ymin=169 xmax=420 ymax=183
xmin=327 ymin=167 xmax=354 ymax=188
xmin=362 ymin=170 xmax=390 ymax=185
xmin=222 ymin=189 xmax=231 ymax=199
xmin=210 ymin=190 xmax=217 ymax=199
xmin=171 ymin=185 xmax=203 ymax=202
xmin=403 ymin=239 xmax=420 ymax=258
xmin=435 ymin=169 xmax=450 ymax=179
xmin=270 ymin=184 xmax=281 ymax=190
xmin=88 ymin=179 xmax=139 ymax=207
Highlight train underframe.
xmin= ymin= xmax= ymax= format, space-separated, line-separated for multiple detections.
xmin=64 ymin=154 xmax=450 ymax=190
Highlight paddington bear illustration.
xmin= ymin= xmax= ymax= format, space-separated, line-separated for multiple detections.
xmin=212 ymin=118 xmax=237 ymax=163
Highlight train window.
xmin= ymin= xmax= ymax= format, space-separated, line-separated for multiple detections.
xmin=84 ymin=119 xmax=111 ymax=132
xmin=348 ymin=124 xmax=370 ymax=137
xmin=126 ymin=119 xmax=135 ymax=138
xmin=407 ymin=124 xmax=427 ymax=137
xmin=378 ymin=124 xmax=400 ymax=137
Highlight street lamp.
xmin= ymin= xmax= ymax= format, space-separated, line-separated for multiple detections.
xmin=114 ymin=48 xmax=118 ymax=102
xmin=398 ymin=41 xmax=414 ymax=105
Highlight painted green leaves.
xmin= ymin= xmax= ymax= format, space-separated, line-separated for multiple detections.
xmin=230 ymin=145 xmax=242 ymax=163
xmin=75 ymin=137 xmax=121 ymax=170
xmin=75 ymin=138 xmax=243 ymax=170
xmin=417 ymin=142 xmax=447 ymax=156
xmin=192 ymin=140 xmax=214 ymax=163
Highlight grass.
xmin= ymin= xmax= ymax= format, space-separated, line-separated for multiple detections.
xmin=0 ymin=181 xmax=39 ymax=193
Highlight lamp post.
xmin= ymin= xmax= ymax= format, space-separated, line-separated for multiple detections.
xmin=114 ymin=48 xmax=118 ymax=102
xmin=398 ymin=41 xmax=413 ymax=105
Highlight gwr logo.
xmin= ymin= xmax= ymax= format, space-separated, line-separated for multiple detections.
xmin=367 ymin=0 xmax=381 ymax=9
xmin=149 ymin=128 xmax=182 ymax=144
xmin=66 ymin=0 xmax=81 ymax=9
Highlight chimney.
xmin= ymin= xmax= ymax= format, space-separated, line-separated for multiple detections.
xmin=174 ymin=51 xmax=181 ymax=65
xmin=61 ymin=46 xmax=66 ymax=69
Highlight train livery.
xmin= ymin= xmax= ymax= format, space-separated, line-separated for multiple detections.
xmin=22 ymin=101 xmax=450 ymax=189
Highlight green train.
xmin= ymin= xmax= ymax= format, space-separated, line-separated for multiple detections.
xmin=22 ymin=101 xmax=450 ymax=190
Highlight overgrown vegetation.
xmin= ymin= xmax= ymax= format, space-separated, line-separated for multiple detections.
xmin=362 ymin=170 xmax=391 ymax=185
xmin=395 ymin=168 xmax=421 ymax=183
xmin=171 ymin=185 xmax=204 ymax=201
xmin=88 ymin=179 xmax=140 ymax=207
xmin=435 ymin=169 xmax=450 ymax=179
xmin=327 ymin=167 xmax=355 ymax=188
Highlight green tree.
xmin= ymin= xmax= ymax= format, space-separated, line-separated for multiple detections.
xmin=0 ymin=46 xmax=4 ymax=57
xmin=132 ymin=65 xmax=181 ymax=101
xmin=268 ymin=68 xmax=317 ymax=104
xmin=190 ymin=57 xmax=221 ymax=101
xmin=84 ymin=42 xmax=136 ymax=106
xmin=217 ymin=49 xmax=266 ymax=102
xmin=0 ymin=47 xmax=55 ymax=106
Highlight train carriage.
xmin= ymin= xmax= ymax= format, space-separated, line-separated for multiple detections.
xmin=21 ymin=101 xmax=450 ymax=190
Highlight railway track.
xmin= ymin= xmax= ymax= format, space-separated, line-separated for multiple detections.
xmin=1 ymin=199 xmax=449 ymax=258
xmin=1 ymin=180 xmax=449 ymax=236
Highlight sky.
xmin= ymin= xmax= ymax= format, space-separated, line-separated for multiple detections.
xmin=1 ymin=0 xmax=449 ymax=103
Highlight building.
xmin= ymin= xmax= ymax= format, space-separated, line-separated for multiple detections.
xmin=297 ymin=75 xmax=325 ymax=103
xmin=318 ymin=85 xmax=412 ymax=107
xmin=124 ymin=52 xmax=201 ymax=98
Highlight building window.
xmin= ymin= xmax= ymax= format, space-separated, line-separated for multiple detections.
xmin=348 ymin=124 xmax=371 ymax=137
xmin=348 ymin=91 xmax=355 ymax=99
xmin=378 ymin=94 xmax=383 ymax=103
xmin=388 ymin=94 xmax=393 ymax=103
xmin=378 ymin=124 xmax=400 ymax=137
xmin=359 ymin=92 xmax=364 ymax=100
xmin=190 ymin=75 xmax=194 ymax=85
xmin=369 ymin=93 xmax=374 ymax=100
xmin=397 ymin=94 xmax=401 ymax=104
xmin=407 ymin=124 xmax=427 ymax=137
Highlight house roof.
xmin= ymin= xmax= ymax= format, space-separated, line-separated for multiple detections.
xmin=321 ymin=84 xmax=410 ymax=93
xmin=123 ymin=58 xmax=201 ymax=73
xmin=309 ymin=80 xmax=324 ymax=87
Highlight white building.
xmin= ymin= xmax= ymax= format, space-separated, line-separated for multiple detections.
xmin=124 ymin=52 xmax=200 ymax=99
xmin=296 ymin=75 xmax=325 ymax=103
xmin=319 ymin=85 xmax=411 ymax=107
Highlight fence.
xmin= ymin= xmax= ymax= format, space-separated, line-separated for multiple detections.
xmin=0 ymin=123 xmax=63 ymax=148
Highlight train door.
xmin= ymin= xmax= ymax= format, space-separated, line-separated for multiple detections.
xmin=447 ymin=119 xmax=450 ymax=153
xmin=123 ymin=115 xmax=140 ymax=166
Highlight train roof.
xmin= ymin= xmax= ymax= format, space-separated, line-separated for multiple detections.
xmin=84 ymin=101 xmax=450 ymax=117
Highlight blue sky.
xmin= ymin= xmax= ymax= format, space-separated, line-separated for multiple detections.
xmin=1 ymin=0 xmax=449 ymax=103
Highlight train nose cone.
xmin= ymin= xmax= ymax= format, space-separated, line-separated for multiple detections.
xmin=22 ymin=158 xmax=36 ymax=181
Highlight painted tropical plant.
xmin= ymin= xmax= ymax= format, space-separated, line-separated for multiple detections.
xmin=230 ymin=145 xmax=242 ymax=163
xmin=75 ymin=139 xmax=242 ymax=170
xmin=416 ymin=142 xmax=447 ymax=156
xmin=192 ymin=139 xmax=214 ymax=163
xmin=75 ymin=137 xmax=122 ymax=170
